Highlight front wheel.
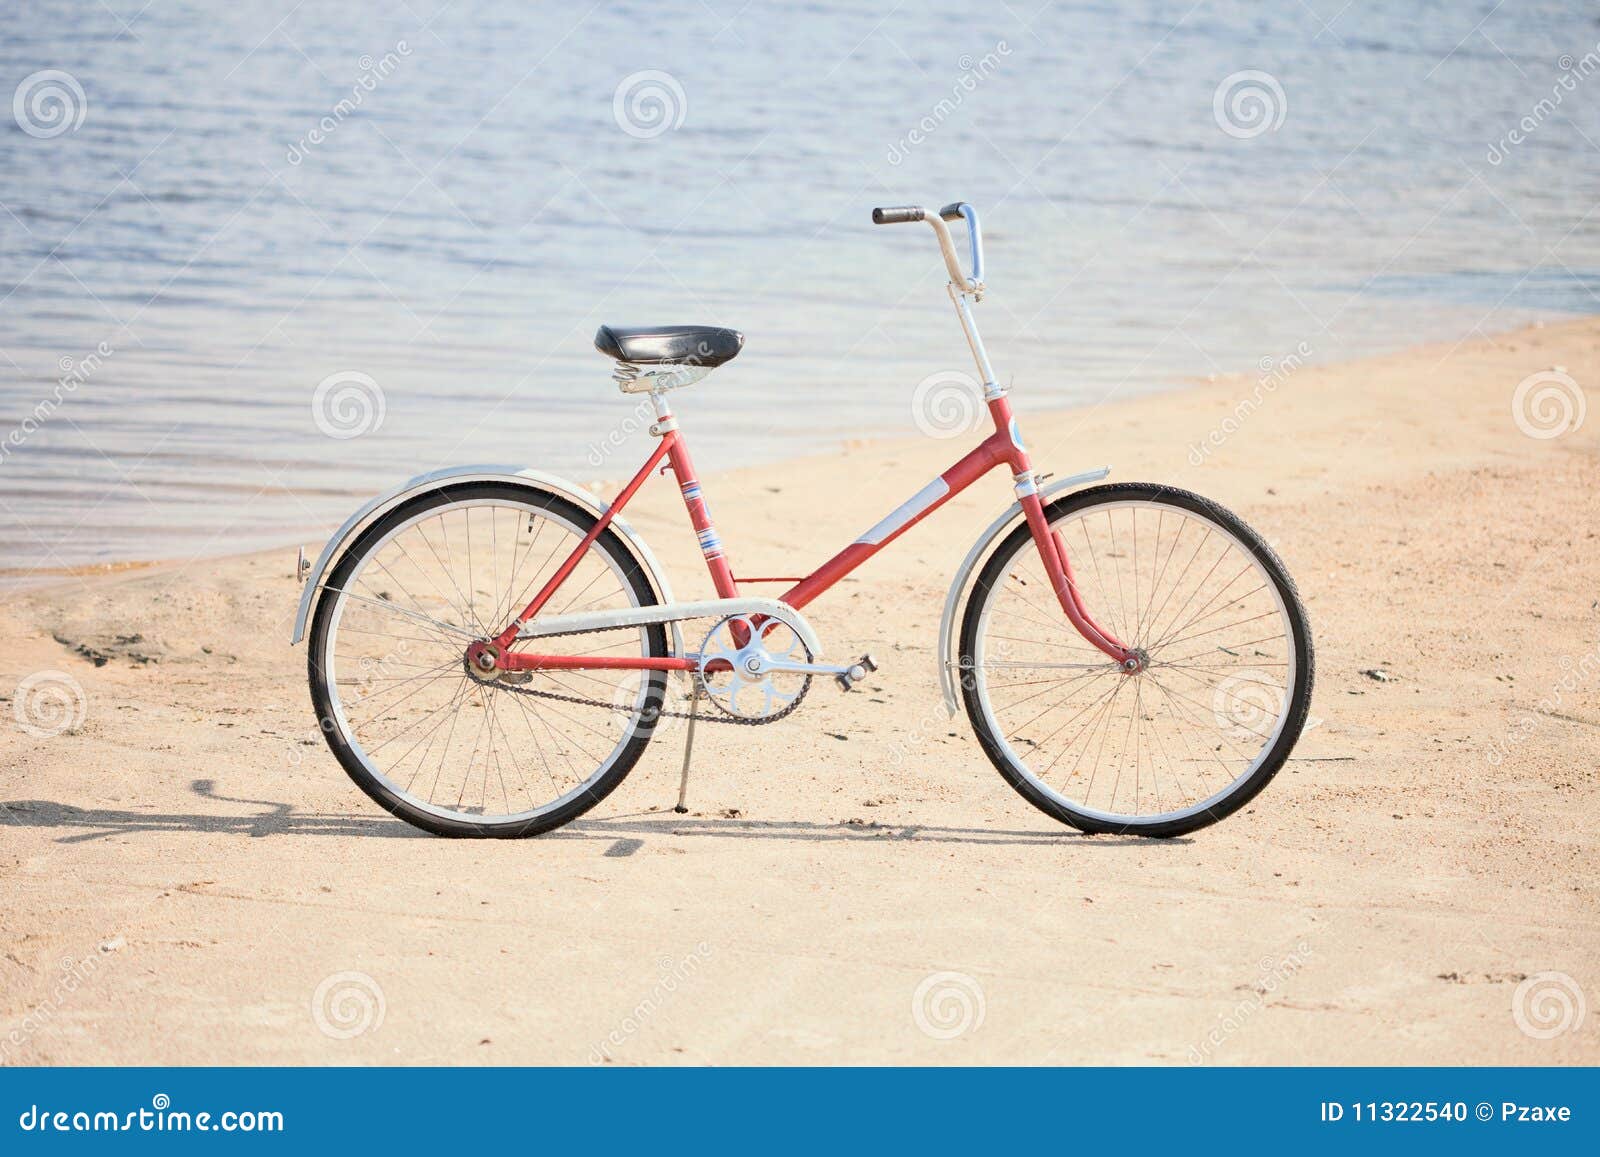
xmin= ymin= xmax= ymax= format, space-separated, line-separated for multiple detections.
xmin=958 ymin=483 xmax=1313 ymax=837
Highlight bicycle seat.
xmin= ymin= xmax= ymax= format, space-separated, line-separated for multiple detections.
xmin=594 ymin=325 xmax=744 ymax=368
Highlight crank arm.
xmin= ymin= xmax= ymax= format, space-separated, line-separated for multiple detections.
xmin=758 ymin=657 xmax=858 ymax=677
xmin=767 ymin=652 xmax=879 ymax=691
xmin=682 ymin=652 xmax=854 ymax=677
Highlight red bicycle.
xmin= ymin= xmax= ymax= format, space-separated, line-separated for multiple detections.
xmin=293 ymin=203 xmax=1313 ymax=839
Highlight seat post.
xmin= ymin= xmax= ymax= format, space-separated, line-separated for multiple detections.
xmin=646 ymin=388 xmax=677 ymax=437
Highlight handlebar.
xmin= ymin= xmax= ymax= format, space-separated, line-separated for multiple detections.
xmin=871 ymin=201 xmax=986 ymax=294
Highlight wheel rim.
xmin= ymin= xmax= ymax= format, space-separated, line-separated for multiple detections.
xmin=970 ymin=498 xmax=1298 ymax=826
xmin=318 ymin=497 xmax=656 ymax=826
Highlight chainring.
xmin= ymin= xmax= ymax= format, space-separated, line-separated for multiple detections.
xmin=696 ymin=614 xmax=814 ymax=721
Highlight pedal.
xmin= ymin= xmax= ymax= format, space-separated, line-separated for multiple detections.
xmin=834 ymin=653 xmax=878 ymax=692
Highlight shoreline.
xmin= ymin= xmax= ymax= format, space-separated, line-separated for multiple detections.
xmin=10 ymin=313 xmax=1593 ymax=598
xmin=2 ymin=315 xmax=1596 ymax=1064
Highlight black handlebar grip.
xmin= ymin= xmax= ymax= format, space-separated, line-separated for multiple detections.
xmin=939 ymin=202 xmax=967 ymax=222
xmin=872 ymin=205 xmax=925 ymax=224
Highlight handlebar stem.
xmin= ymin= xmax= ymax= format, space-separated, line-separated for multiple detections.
xmin=949 ymin=284 xmax=1001 ymax=396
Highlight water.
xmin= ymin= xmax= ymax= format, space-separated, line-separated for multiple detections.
xmin=2 ymin=0 xmax=1597 ymax=575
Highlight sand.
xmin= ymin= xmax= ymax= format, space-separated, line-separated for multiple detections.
xmin=2 ymin=318 xmax=1596 ymax=1065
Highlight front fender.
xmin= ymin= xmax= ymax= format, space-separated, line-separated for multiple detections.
xmin=937 ymin=466 xmax=1110 ymax=717
xmin=290 ymin=465 xmax=675 ymax=644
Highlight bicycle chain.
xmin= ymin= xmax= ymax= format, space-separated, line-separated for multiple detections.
xmin=491 ymin=616 xmax=811 ymax=726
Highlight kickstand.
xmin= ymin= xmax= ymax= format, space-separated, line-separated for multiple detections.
xmin=673 ymin=681 xmax=701 ymax=814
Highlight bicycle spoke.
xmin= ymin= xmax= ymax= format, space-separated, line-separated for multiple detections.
xmin=320 ymin=494 xmax=656 ymax=828
xmin=969 ymin=494 xmax=1300 ymax=825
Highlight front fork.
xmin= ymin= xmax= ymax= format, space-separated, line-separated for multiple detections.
xmin=991 ymin=396 xmax=1141 ymax=672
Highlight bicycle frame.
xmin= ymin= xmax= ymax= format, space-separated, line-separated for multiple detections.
xmin=483 ymin=383 xmax=1134 ymax=675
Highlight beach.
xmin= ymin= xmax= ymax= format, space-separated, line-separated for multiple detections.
xmin=2 ymin=317 xmax=1596 ymax=1065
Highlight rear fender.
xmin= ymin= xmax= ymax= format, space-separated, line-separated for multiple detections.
xmin=290 ymin=465 xmax=675 ymax=646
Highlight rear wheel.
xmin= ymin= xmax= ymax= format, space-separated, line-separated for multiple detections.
xmin=958 ymin=483 xmax=1313 ymax=837
xmin=307 ymin=484 xmax=668 ymax=838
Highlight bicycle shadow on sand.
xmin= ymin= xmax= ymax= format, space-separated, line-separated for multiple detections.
xmin=1 ymin=781 xmax=1188 ymax=849
xmin=1 ymin=779 xmax=428 ymax=843
xmin=567 ymin=813 xmax=1186 ymax=849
